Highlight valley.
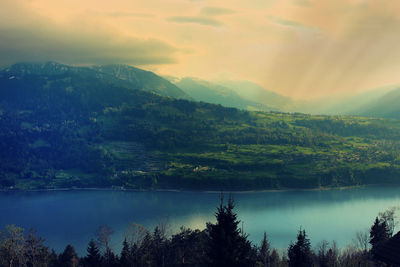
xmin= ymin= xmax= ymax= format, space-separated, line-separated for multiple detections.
xmin=2 ymin=62 xmax=400 ymax=190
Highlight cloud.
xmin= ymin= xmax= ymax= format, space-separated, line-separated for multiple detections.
xmin=166 ymin=6 xmax=232 ymax=28
xmin=274 ymin=18 xmax=305 ymax=28
xmin=293 ymin=0 xmax=313 ymax=7
xmin=341 ymin=12 xmax=400 ymax=41
xmin=260 ymin=1 xmax=400 ymax=98
xmin=200 ymin=7 xmax=236 ymax=16
xmin=0 ymin=1 xmax=179 ymax=66
xmin=167 ymin=16 xmax=223 ymax=27
xmin=270 ymin=16 xmax=313 ymax=29
xmin=4 ymin=0 xmax=400 ymax=99
xmin=104 ymin=11 xmax=155 ymax=18
xmin=0 ymin=28 xmax=178 ymax=66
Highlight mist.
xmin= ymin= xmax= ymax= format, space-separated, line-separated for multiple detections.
xmin=2 ymin=0 xmax=400 ymax=101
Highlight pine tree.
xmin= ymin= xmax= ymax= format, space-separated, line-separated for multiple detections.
xmin=120 ymin=238 xmax=132 ymax=267
xmin=259 ymin=232 xmax=271 ymax=266
xmin=83 ymin=239 xmax=102 ymax=267
xmin=269 ymin=249 xmax=280 ymax=267
xmin=104 ymin=247 xmax=119 ymax=267
xmin=153 ymin=226 xmax=167 ymax=267
xmin=207 ymin=195 xmax=255 ymax=267
xmin=139 ymin=231 xmax=154 ymax=266
xmin=370 ymin=217 xmax=391 ymax=258
xmin=48 ymin=250 xmax=59 ymax=267
xmin=59 ymin=244 xmax=79 ymax=267
xmin=131 ymin=243 xmax=139 ymax=266
xmin=169 ymin=227 xmax=209 ymax=266
xmin=288 ymin=229 xmax=313 ymax=267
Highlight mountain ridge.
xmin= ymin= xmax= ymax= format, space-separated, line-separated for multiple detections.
xmin=174 ymin=77 xmax=273 ymax=111
xmin=1 ymin=61 xmax=190 ymax=100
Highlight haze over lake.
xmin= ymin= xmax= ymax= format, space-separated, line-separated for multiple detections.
xmin=1 ymin=186 xmax=399 ymax=255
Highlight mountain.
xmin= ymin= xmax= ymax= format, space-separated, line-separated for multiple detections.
xmin=2 ymin=62 xmax=400 ymax=190
xmin=352 ymin=86 xmax=400 ymax=118
xmin=291 ymin=84 xmax=400 ymax=117
xmin=212 ymin=79 xmax=400 ymax=116
xmin=165 ymin=74 xmax=400 ymax=117
xmin=215 ymin=80 xmax=293 ymax=111
xmin=2 ymin=62 xmax=189 ymax=99
xmin=92 ymin=64 xmax=190 ymax=99
xmin=174 ymin=77 xmax=272 ymax=111
xmin=289 ymin=85 xmax=400 ymax=115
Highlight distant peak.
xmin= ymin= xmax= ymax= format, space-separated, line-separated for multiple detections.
xmin=11 ymin=61 xmax=65 ymax=68
xmin=3 ymin=61 xmax=74 ymax=76
xmin=94 ymin=63 xmax=140 ymax=70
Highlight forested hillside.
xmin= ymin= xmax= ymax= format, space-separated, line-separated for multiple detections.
xmin=2 ymin=62 xmax=400 ymax=190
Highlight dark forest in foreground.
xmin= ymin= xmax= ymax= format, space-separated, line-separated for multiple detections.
xmin=0 ymin=198 xmax=397 ymax=267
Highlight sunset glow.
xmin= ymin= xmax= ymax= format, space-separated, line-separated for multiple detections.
xmin=2 ymin=0 xmax=400 ymax=98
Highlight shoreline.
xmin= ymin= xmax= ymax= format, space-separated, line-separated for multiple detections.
xmin=0 ymin=184 xmax=395 ymax=194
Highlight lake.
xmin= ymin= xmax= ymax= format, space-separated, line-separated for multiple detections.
xmin=0 ymin=186 xmax=400 ymax=255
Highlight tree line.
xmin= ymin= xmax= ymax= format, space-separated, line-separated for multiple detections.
xmin=0 ymin=198 xmax=396 ymax=267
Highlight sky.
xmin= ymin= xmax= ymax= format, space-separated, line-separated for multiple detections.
xmin=1 ymin=0 xmax=400 ymax=99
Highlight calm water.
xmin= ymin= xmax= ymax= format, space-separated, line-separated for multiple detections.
xmin=1 ymin=186 xmax=400 ymax=255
